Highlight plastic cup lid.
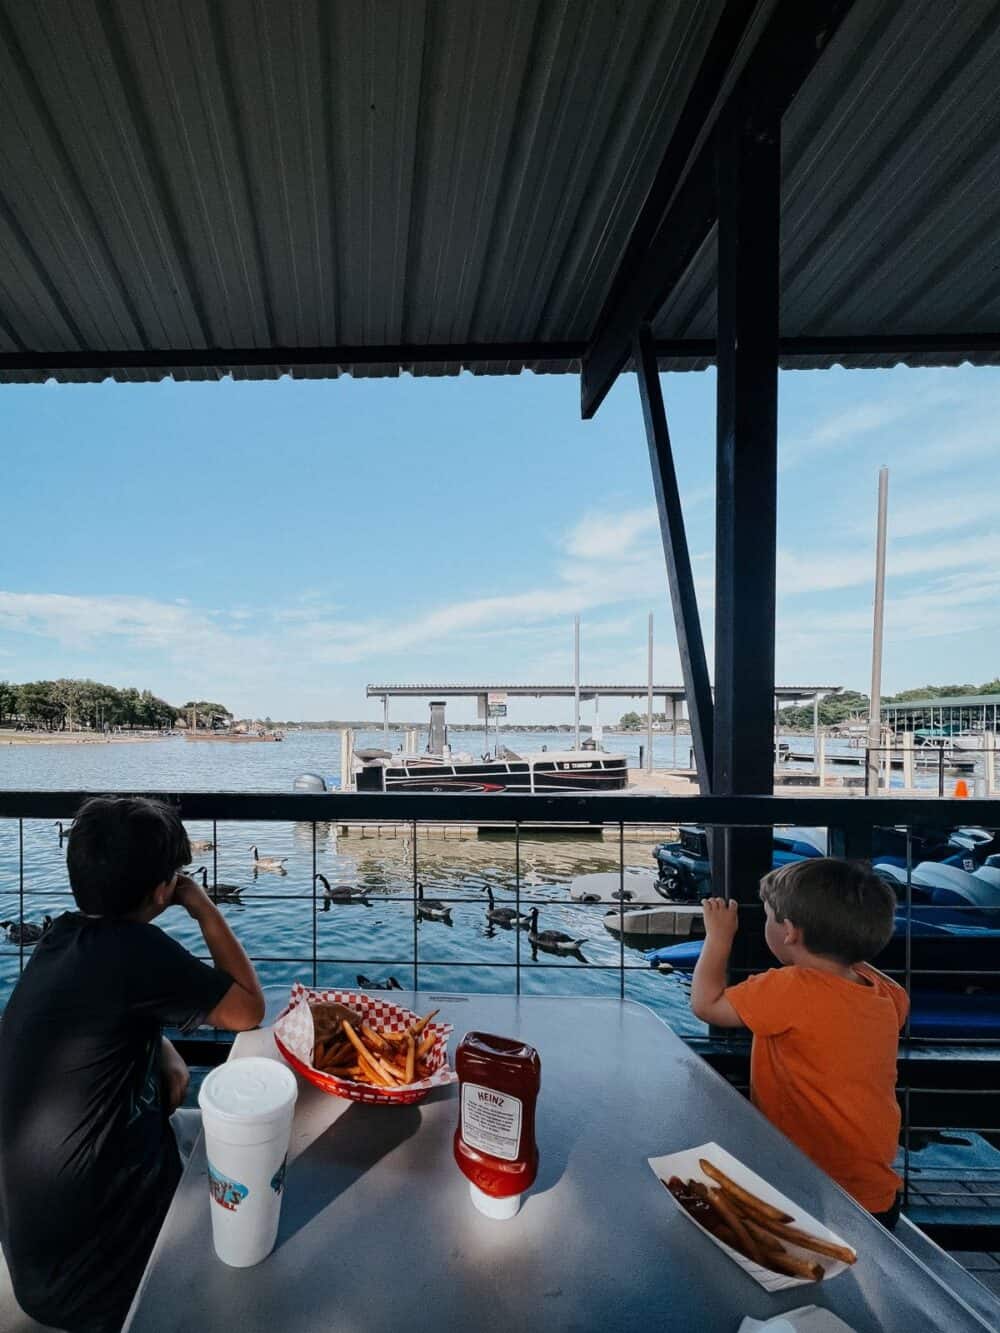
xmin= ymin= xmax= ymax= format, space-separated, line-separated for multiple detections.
xmin=199 ymin=1057 xmax=298 ymax=1122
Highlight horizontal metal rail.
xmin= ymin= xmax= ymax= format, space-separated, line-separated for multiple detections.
xmin=0 ymin=791 xmax=996 ymax=823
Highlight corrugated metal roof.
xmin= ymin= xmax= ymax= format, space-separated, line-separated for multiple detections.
xmin=883 ymin=695 xmax=1000 ymax=712
xmin=0 ymin=0 xmax=997 ymax=385
xmin=367 ymin=684 xmax=840 ymax=700
xmin=653 ymin=0 xmax=1000 ymax=371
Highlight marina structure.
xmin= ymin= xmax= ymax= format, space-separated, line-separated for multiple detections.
xmin=883 ymin=694 xmax=1000 ymax=736
xmin=367 ymin=681 xmax=840 ymax=746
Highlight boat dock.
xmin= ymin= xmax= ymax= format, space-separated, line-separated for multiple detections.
xmin=782 ymin=748 xmax=976 ymax=773
xmin=334 ymin=816 xmax=678 ymax=842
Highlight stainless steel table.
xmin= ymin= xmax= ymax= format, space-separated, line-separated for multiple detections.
xmin=125 ymin=994 xmax=998 ymax=1331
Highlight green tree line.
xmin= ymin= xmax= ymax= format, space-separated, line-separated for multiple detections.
xmin=0 ymin=678 xmax=185 ymax=731
xmin=618 ymin=710 xmax=676 ymax=730
xmin=180 ymin=700 xmax=233 ymax=729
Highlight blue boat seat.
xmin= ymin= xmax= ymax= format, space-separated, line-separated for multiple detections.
xmin=973 ymin=865 xmax=1000 ymax=892
xmin=913 ymin=862 xmax=1000 ymax=910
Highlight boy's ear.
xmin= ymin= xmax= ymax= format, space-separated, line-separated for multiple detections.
xmin=782 ymin=917 xmax=803 ymax=948
xmin=151 ymin=874 xmax=178 ymax=911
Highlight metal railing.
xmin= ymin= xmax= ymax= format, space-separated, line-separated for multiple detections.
xmin=1 ymin=790 xmax=999 ymax=1232
xmin=863 ymin=742 xmax=999 ymax=798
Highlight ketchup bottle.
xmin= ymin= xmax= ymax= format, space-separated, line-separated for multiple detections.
xmin=454 ymin=1032 xmax=541 ymax=1220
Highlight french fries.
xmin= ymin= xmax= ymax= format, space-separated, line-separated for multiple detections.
xmin=745 ymin=1213 xmax=858 ymax=1266
xmin=691 ymin=1181 xmax=761 ymax=1264
xmin=309 ymin=1002 xmax=441 ymax=1089
xmin=698 ymin=1158 xmax=793 ymax=1223
xmin=663 ymin=1160 xmax=857 ymax=1282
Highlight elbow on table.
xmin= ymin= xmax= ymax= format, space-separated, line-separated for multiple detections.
xmin=209 ymin=985 xmax=266 ymax=1032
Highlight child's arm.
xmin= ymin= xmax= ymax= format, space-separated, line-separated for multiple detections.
xmin=690 ymin=897 xmax=743 ymax=1027
xmin=174 ymin=875 xmax=266 ymax=1030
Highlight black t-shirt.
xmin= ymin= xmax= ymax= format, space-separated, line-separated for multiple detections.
xmin=0 ymin=913 xmax=232 ymax=1330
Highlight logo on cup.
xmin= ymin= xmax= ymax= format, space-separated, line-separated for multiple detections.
xmin=270 ymin=1156 xmax=288 ymax=1195
xmin=208 ymin=1162 xmax=249 ymax=1211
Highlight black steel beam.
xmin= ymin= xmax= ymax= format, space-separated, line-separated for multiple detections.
xmin=3 ymin=332 xmax=999 ymax=375
xmin=580 ymin=0 xmax=857 ymax=418
xmin=713 ymin=101 xmax=780 ymax=805
xmin=712 ymin=83 xmax=781 ymax=969
xmin=777 ymin=332 xmax=1000 ymax=359
xmin=634 ymin=323 xmax=714 ymax=792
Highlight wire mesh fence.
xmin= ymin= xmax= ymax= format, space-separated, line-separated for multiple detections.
xmin=1 ymin=790 xmax=998 ymax=1217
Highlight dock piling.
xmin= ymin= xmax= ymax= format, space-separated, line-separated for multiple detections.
xmin=902 ymin=732 xmax=914 ymax=790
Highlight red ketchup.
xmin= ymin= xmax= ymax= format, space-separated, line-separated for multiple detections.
xmin=454 ymin=1032 xmax=541 ymax=1220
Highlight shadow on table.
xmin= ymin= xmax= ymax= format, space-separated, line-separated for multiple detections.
xmin=275 ymin=1101 xmax=421 ymax=1250
xmin=532 ymin=1127 xmax=570 ymax=1199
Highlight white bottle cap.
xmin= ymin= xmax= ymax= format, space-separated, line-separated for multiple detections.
xmin=469 ymin=1182 xmax=521 ymax=1220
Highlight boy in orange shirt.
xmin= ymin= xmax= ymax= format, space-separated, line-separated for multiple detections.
xmin=691 ymin=858 xmax=907 ymax=1228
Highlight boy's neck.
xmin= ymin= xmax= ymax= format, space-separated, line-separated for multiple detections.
xmin=784 ymin=948 xmax=863 ymax=982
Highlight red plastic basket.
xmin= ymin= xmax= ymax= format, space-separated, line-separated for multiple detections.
xmin=273 ymin=985 xmax=455 ymax=1106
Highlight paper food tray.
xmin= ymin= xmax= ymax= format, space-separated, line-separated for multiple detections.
xmin=273 ymin=983 xmax=457 ymax=1105
xmin=648 ymin=1142 xmax=856 ymax=1293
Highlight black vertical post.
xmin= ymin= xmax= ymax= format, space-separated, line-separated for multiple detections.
xmin=634 ymin=324 xmax=714 ymax=793
xmin=713 ymin=92 xmax=781 ymax=977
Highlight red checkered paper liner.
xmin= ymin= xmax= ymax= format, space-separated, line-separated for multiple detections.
xmin=273 ymin=983 xmax=456 ymax=1104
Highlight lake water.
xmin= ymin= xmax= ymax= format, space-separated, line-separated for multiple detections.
xmin=0 ymin=730 xmax=705 ymax=1036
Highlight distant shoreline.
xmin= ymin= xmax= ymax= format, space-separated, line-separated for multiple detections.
xmin=1 ymin=731 xmax=164 ymax=747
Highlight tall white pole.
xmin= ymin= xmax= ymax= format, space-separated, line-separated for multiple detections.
xmin=646 ymin=612 xmax=654 ymax=773
xmin=867 ymin=467 xmax=889 ymax=796
xmin=574 ymin=616 xmax=581 ymax=750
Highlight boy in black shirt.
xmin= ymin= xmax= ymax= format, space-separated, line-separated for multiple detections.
xmin=0 ymin=797 xmax=265 ymax=1332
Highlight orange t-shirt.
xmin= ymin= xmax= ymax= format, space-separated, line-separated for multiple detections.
xmin=725 ymin=963 xmax=909 ymax=1212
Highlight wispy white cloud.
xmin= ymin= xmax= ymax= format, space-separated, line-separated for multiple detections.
xmin=784 ymin=399 xmax=911 ymax=463
xmin=0 ymin=503 xmax=677 ymax=706
xmin=781 ymin=376 xmax=967 ymax=470
xmin=848 ymin=486 xmax=996 ymax=540
xmin=0 ymin=592 xmax=232 ymax=655
xmin=778 ymin=530 xmax=1000 ymax=597
xmin=562 ymin=506 xmax=656 ymax=560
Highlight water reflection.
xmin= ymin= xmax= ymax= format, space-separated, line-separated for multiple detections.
xmin=0 ymin=729 xmax=705 ymax=1035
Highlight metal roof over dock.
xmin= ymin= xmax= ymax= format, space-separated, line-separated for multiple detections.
xmin=368 ymin=683 xmax=840 ymax=701
xmin=883 ymin=694 xmax=1000 ymax=713
xmin=1 ymin=0 xmax=998 ymax=386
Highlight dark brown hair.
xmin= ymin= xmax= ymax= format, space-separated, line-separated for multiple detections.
xmin=67 ymin=796 xmax=190 ymax=916
xmin=759 ymin=857 xmax=896 ymax=964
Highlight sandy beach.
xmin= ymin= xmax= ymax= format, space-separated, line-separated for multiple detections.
xmin=0 ymin=731 xmax=167 ymax=747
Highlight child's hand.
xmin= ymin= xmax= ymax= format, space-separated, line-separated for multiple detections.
xmin=701 ymin=896 xmax=739 ymax=943
xmin=173 ymin=873 xmax=212 ymax=918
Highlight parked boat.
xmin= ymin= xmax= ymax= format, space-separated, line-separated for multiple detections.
xmin=652 ymin=825 xmax=826 ymax=901
xmin=185 ymin=728 xmax=283 ymax=742
xmin=354 ymin=747 xmax=628 ymax=793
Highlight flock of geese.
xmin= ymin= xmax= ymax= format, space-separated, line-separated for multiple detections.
xmin=3 ymin=826 xmax=590 ymax=959
xmin=318 ymin=878 xmax=589 ymax=957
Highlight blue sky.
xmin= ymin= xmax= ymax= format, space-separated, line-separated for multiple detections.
xmin=1 ymin=363 xmax=997 ymax=721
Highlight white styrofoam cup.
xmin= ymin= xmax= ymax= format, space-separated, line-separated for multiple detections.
xmin=198 ymin=1057 xmax=298 ymax=1267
